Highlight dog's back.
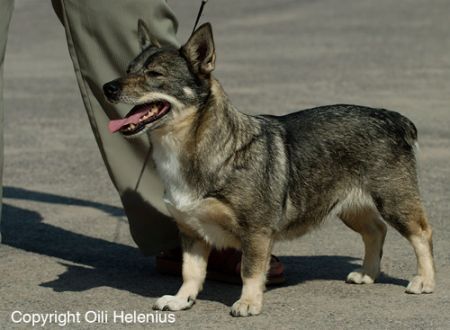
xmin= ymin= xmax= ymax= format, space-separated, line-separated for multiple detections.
xmin=269 ymin=104 xmax=420 ymax=235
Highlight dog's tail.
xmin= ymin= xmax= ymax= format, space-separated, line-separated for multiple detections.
xmin=397 ymin=114 xmax=420 ymax=162
xmin=402 ymin=116 xmax=418 ymax=147
xmin=389 ymin=110 xmax=418 ymax=149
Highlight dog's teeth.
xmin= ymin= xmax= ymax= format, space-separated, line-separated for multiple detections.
xmin=133 ymin=103 xmax=163 ymax=126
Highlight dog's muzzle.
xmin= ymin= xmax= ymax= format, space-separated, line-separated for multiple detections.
xmin=103 ymin=80 xmax=122 ymax=102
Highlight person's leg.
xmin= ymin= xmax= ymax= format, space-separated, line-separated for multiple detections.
xmin=51 ymin=0 xmax=179 ymax=254
xmin=0 ymin=0 xmax=14 ymax=242
xmin=50 ymin=1 xmax=285 ymax=285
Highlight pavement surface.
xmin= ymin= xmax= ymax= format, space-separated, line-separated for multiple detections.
xmin=1 ymin=0 xmax=450 ymax=329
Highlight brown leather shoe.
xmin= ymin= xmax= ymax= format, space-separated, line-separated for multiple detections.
xmin=155 ymin=247 xmax=285 ymax=285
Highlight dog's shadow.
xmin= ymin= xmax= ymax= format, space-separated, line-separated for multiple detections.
xmin=2 ymin=186 xmax=408 ymax=307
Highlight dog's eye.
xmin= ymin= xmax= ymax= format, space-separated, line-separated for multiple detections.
xmin=145 ymin=70 xmax=163 ymax=78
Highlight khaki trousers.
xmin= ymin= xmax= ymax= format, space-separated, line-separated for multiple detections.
xmin=0 ymin=0 xmax=14 ymax=243
xmin=1 ymin=0 xmax=180 ymax=254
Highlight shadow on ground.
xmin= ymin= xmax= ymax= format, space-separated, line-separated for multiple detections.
xmin=1 ymin=186 xmax=408 ymax=307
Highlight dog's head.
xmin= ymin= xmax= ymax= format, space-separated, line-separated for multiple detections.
xmin=103 ymin=20 xmax=216 ymax=137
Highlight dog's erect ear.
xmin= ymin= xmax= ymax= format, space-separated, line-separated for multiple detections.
xmin=182 ymin=23 xmax=215 ymax=75
xmin=137 ymin=19 xmax=161 ymax=49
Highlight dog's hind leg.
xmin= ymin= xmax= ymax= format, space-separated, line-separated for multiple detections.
xmin=231 ymin=233 xmax=273 ymax=317
xmin=153 ymin=234 xmax=211 ymax=311
xmin=340 ymin=206 xmax=387 ymax=284
xmin=374 ymin=191 xmax=435 ymax=294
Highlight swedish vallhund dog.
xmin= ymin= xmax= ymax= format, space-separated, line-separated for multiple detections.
xmin=103 ymin=21 xmax=435 ymax=317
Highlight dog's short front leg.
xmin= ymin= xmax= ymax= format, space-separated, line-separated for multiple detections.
xmin=231 ymin=234 xmax=273 ymax=317
xmin=153 ymin=235 xmax=211 ymax=311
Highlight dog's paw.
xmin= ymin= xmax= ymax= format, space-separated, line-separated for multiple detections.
xmin=230 ymin=299 xmax=262 ymax=317
xmin=152 ymin=295 xmax=195 ymax=311
xmin=405 ymin=275 xmax=435 ymax=294
xmin=346 ymin=269 xmax=376 ymax=284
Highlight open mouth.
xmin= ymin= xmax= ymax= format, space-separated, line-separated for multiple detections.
xmin=108 ymin=101 xmax=171 ymax=136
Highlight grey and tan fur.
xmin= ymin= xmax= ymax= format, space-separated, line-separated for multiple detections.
xmin=103 ymin=21 xmax=435 ymax=317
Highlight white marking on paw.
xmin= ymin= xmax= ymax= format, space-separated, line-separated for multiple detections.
xmin=152 ymin=295 xmax=194 ymax=311
xmin=408 ymin=235 xmax=435 ymax=294
xmin=346 ymin=269 xmax=375 ymax=284
xmin=230 ymin=299 xmax=262 ymax=317
xmin=406 ymin=275 xmax=435 ymax=294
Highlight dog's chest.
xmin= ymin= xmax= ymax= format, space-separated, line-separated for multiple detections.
xmin=151 ymin=134 xmax=197 ymax=209
xmin=151 ymin=134 xmax=239 ymax=248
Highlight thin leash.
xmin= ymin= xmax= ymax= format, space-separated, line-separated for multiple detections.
xmin=138 ymin=0 xmax=208 ymax=192
xmin=192 ymin=0 xmax=208 ymax=34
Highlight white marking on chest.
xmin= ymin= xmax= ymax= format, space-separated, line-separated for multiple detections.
xmin=151 ymin=131 xmax=240 ymax=249
xmin=151 ymin=133 xmax=197 ymax=209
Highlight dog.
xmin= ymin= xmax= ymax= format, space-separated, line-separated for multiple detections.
xmin=103 ymin=21 xmax=435 ymax=317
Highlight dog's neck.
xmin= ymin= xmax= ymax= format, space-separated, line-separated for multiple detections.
xmin=150 ymin=77 xmax=261 ymax=197
xmin=188 ymin=78 xmax=261 ymax=165
xmin=151 ymin=77 xmax=258 ymax=154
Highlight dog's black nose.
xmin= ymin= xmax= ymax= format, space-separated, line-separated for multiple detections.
xmin=103 ymin=81 xmax=121 ymax=100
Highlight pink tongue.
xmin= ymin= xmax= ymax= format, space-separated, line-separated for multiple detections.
xmin=108 ymin=105 xmax=152 ymax=133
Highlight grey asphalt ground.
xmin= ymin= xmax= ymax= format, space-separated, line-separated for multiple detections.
xmin=1 ymin=0 xmax=449 ymax=329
